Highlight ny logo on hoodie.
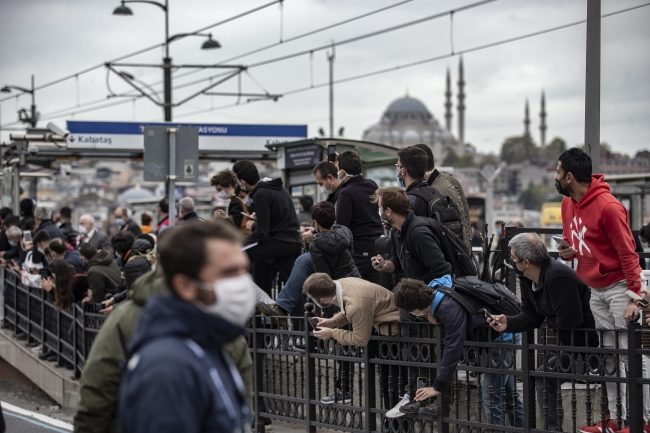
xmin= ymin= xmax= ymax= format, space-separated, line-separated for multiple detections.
xmin=570 ymin=216 xmax=592 ymax=256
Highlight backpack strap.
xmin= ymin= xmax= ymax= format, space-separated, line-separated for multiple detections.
xmin=435 ymin=285 xmax=478 ymax=316
xmin=232 ymin=196 xmax=250 ymax=232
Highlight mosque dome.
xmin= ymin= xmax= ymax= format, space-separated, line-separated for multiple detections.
xmin=385 ymin=96 xmax=430 ymax=114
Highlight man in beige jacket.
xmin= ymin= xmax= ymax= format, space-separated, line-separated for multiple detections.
xmin=304 ymin=273 xmax=400 ymax=405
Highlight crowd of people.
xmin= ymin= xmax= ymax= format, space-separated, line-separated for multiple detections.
xmin=1 ymin=145 xmax=650 ymax=433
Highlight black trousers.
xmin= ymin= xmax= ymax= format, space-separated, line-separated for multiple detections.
xmin=353 ymin=253 xmax=381 ymax=284
xmin=246 ymin=239 xmax=302 ymax=296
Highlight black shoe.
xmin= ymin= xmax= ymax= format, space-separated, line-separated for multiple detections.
xmin=46 ymin=353 xmax=58 ymax=362
xmin=399 ymin=400 xmax=422 ymax=416
xmin=64 ymin=361 xmax=74 ymax=371
xmin=418 ymin=403 xmax=438 ymax=417
xmin=39 ymin=350 xmax=54 ymax=360
xmin=14 ymin=331 xmax=27 ymax=341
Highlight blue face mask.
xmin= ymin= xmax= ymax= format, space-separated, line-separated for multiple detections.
xmin=395 ymin=172 xmax=405 ymax=188
xmin=496 ymin=227 xmax=503 ymax=236
xmin=8 ymin=241 xmax=16 ymax=247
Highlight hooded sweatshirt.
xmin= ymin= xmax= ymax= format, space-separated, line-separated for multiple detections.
xmin=561 ymin=174 xmax=642 ymax=293
xmin=246 ymin=178 xmax=301 ymax=245
xmin=309 ymin=225 xmax=361 ymax=280
xmin=119 ymin=295 xmax=251 ymax=433
xmin=86 ymin=250 xmax=122 ymax=303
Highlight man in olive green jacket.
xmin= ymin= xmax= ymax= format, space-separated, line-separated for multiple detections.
xmin=73 ymin=269 xmax=253 ymax=433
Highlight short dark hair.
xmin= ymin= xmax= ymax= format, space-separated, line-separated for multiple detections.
xmin=158 ymin=198 xmax=169 ymax=214
xmin=398 ymin=146 xmax=427 ymax=180
xmin=33 ymin=230 xmax=51 ymax=245
xmin=303 ymin=273 xmax=336 ymax=298
xmin=394 ymin=278 xmax=435 ymax=311
xmin=79 ymin=242 xmax=97 ymax=260
xmin=414 ymin=144 xmax=434 ymax=171
xmin=111 ymin=231 xmax=136 ymax=256
xmin=311 ymin=202 xmax=335 ymax=229
xmin=0 ymin=207 xmax=13 ymax=221
xmin=48 ymin=238 xmax=67 ymax=255
xmin=558 ymin=147 xmax=592 ymax=183
xmin=138 ymin=234 xmax=155 ymax=249
xmin=3 ymin=215 xmax=19 ymax=229
xmin=232 ymin=160 xmax=261 ymax=185
xmin=338 ymin=151 xmax=362 ymax=176
xmin=158 ymin=220 xmax=242 ymax=292
xmin=141 ymin=213 xmax=152 ymax=226
xmin=59 ymin=207 xmax=72 ymax=219
xmin=299 ymin=196 xmax=314 ymax=212
xmin=312 ymin=161 xmax=338 ymax=180
xmin=371 ymin=186 xmax=410 ymax=215
xmin=210 ymin=169 xmax=239 ymax=189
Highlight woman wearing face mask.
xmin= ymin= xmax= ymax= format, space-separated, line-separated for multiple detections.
xmin=210 ymin=169 xmax=252 ymax=235
xmin=41 ymin=259 xmax=89 ymax=310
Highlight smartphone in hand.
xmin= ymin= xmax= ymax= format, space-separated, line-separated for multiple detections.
xmin=308 ymin=317 xmax=320 ymax=331
xmin=327 ymin=145 xmax=336 ymax=162
xmin=551 ymin=236 xmax=569 ymax=248
xmin=483 ymin=308 xmax=496 ymax=322
xmin=626 ymin=290 xmax=650 ymax=308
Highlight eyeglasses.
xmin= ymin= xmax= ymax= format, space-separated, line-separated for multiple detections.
xmin=394 ymin=164 xmax=403 ymax=170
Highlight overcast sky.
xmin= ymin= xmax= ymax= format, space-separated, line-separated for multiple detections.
xmin=1 ymin=0 xmax=649 ymax=156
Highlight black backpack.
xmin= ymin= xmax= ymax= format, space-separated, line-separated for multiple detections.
xmin=407 ymin=188 xmax=463 ymax=240
xmin=405 ymin=216 xmax=477 ymax=278
xmin=436 ymin=276 xmax=521 ymax=316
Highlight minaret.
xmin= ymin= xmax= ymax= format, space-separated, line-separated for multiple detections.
xmin=540 ymin=90 xmax=547 ymax=146
xmin=524 ymin=98 xmax=530 ymax=137
xmin=444 ymin=68 xmax=452 ymax=132
xmin=457 ymin=57 xmax=465 ymax=146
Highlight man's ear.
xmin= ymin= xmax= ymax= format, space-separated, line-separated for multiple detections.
xmin=171 ymin=274 xmax=197 ymax=302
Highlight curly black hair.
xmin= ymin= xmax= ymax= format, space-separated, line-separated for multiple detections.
xmin=393 ymin=278 xmax=435 ymax=311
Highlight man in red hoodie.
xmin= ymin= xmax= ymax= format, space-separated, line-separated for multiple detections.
xmin=556 ymin=147 xmax=650 ymax=433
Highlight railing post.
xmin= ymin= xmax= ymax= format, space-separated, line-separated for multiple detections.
xmin=252 ymin=313 xmax=265 ymax=433
xmin=627 ymin=322 xmax=642 ymax=433
xmin=522 ymin=329 xmax=536 ymax=432
xmin=437 ymin=322 xmax=450 ymax=433
xmin=304 ymin=303 xmax=317 ymax=433
xmin=363 ymin=335 xmax=377 ymax=433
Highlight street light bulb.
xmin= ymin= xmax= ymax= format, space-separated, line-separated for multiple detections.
xmin=0 ymin=86 xmax=11 ymax=93
xmin=201 ymin=35 xmax=221 ymax=50
xmin=113 ymin=3 xmax=133 ymax=15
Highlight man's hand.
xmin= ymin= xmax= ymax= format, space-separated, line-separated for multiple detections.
xmin=414 ymin=387 xmax=440 ymax=402
xmin=624 ymin=302 xmax=640 ymax=323
xmin=557 ymin=243 xmax=576 ymax=260
xmin=486 ymin=314 xmax=508 ymax=332
xmin=316 ymin=317 xmax=336 ymax=329
xmin=301 ymin=227 xmax=315 ymax=243
xmin=213 ymin=209 xmax=227 ymax=219
xmin=0 ymin=258 xmax=6 ymax=268
xmin=371 ymin=255 xmax=394 ymax=273
xmin=102 ymin=298 xmax=115 ymax=308
xmin=99 ymin=305 xmax=114 ymax=315
xmin=313 ymin=327 xmax=335 ymax=340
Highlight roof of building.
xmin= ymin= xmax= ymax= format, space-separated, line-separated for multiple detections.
xmin=385 ymin=96 xmax=430 ymax=114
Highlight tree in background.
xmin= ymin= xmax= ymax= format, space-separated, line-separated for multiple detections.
xmin=443 ymin=149 xmax=476 ymax=168
xmin=500 ymin=135 xmax=537 ymax=164
xmin=519 ymin=182 xmax=562 ymax=210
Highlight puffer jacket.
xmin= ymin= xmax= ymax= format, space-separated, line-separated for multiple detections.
xmin=309 ymin=225 xmax=361 ymax=280
xmin=119 ymin=295 xmax=250 ymax=433
xmin=123 ymin=239 xmax=154 ymax=290
xmin=86 ymin=250 xmax=122 ymax=303
xmin=73 ymin=269 xmax=253 ymax=433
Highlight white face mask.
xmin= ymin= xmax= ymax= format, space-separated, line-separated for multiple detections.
xmin=196 ymin=274 xmax=257 ymax=326
xmin=216 ymin=190 xmax=230 ymax=200
xmin=78 ymin=225 xmax=87 ymax=235
xmin=115 ymin=218 xmax=125 ymax=226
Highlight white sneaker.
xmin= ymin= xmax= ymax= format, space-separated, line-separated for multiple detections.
xmin=31 ymin=344 xmax=43 ymax=353
xmin=385 ymin=393 xmax=410 ymax=418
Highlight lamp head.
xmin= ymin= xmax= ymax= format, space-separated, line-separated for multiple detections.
xmin=0 ymin=86 xmax=11 ymax=93
xmin=201 ymin=34 xmax=221 ymax=50
xmin=113 ymin=2 xmax=133 ymax=15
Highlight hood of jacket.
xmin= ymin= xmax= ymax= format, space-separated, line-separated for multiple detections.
xmin=129 ymin=293 xmax=245 ymax=354
xmin=312 ymin=225 xmax=354 ymax=255
xmin=87 ymin=249 xmax=115 ymax=269
xmin=129 ymin=268 xmax=168 ymax=307
xmin=250 ymin=177 xmax=283 ymax=198
xmin=130 ymin=238 xmax=152 ymax=256
xmin=576 ymin=174 xmax=609 ymax=208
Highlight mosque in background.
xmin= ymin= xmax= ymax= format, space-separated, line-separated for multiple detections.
xmin=362 ymin=57 xmax=468 ymax=163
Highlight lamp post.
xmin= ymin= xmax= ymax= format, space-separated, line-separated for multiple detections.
xmin=113 ymin=0 xmax=221 ymax=121
xmin=1 ymin=74 xmax=38 ymax=128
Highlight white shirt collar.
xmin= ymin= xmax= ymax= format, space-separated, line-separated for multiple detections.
xmin=334 ymin=280 xmax=345 ymax=316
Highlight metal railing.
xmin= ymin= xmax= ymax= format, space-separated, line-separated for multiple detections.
xmin=2 ymin=226 xmax=650 ymax=432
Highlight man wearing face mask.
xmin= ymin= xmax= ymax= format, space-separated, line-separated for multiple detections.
xmin=333 ymin=151 xmax=384 ymax=284
xmin=118 ymin=221 xmax=255 ymax=433
xmin=555 ymin=148 xmax=650 ymax=432
xmin=114 ymin=207 xmax=142 ymax=238
xmin=487 ymin=232 xmax=597 ymax=431
xmin=233 ymin=160 xmax=302 ymax=295
xmin=77 ymin=215 xmax=112 ymax=254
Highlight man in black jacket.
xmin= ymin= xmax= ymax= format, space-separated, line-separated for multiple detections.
xmin=48 ymin=238 xmax=85 ymax=274
xmin=80 ymin=242 xmax=122 ymax=303
xmin=233 ymin=160 xmax=302 ymax=295
xmin=114 ymin=207 xmax=142 ymax=238
xmin=178 ymin=197 xmax=203 ymax=223
xmin=487 ymin=232 xmax=598 ymax=431
xmin=18 ymin=198 xmax=35 ymax=232
xmin=333 ymin=151 xmax=384 ymax=283
xmin=35 ymin=206 xmax=65 ymax=241
xmin=58 ymin=207 xmax=79 ymax=246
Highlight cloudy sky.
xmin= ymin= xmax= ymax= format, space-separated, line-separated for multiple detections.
xmin=1 ymin=0 xmax=648 ymax=156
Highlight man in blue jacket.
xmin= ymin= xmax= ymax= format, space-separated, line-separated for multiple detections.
xmin=119 ymin=220 xmax=256 ymax=433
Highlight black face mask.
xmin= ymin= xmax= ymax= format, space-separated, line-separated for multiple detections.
xmin=378 ymin=210 xmax=392 ymax=230
xmin=555 ymin=175 xmax=570 ymax=197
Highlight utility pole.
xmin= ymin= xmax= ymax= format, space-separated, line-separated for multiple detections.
xmin=327 ymin=42 xmax=335 ymax=138
xmin=163 ymin=0 xmax=172 ymax=121
xmin=585 ymin=0 xmax=600 ymax=173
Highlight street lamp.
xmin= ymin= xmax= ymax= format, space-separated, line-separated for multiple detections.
xmin=111 ymin=0 xmax=221 ymax=121
xmin=1 ymin=74 xmax=38 ymax=128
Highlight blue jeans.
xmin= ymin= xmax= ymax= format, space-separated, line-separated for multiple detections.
xmin=275 ymin=253 xmax=314 ymax=314
xmin=481 ymin=335 xmax=524 ymax=428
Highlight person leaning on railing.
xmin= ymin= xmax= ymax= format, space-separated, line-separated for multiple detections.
xmin=487 ymin=232 xmax=598 ymax=432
